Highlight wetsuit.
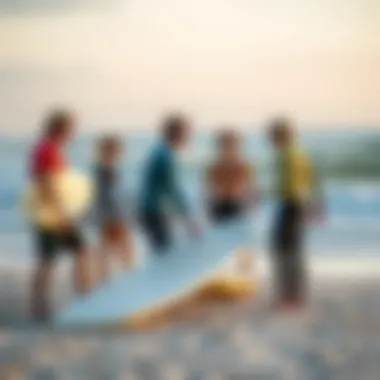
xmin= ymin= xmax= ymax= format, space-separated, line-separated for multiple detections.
xmin=93 ymin=163 xmax=123 ymax=225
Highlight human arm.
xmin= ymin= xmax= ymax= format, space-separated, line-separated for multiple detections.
xmin=308 ymin=160 xmax=325 ymax=222
xmin=159 ymin=151 xmax=200 ymax=235
xmin=245 ymin=163 xmax=259 ymax=208
xmin=159 ymin=150 xmax=189 ymax=217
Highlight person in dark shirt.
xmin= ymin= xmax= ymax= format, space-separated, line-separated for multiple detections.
xmin=139 ymin=114 xmax=197 ymax=252
xmin=93 ymin=136 xmax=133 ymax=282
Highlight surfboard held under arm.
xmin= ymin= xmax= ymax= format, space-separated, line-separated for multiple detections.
xmin=20 ymin=170 xmax=93 ymax=229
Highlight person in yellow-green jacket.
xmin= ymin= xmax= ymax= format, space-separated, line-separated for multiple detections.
xmin=269 ymin=117 xmax=324 ymax=312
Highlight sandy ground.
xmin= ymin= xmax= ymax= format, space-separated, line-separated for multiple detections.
xmin=1 ymin=266 xmax=380 ymax=380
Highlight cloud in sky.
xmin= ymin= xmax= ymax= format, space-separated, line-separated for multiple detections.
xmin=0 ymin=0 xmax=120 ymax=15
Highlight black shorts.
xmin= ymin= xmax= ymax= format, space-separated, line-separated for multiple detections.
xmin=272 ymin=200 xmax=305 ymax=254
xmin=33 ymin=226 xmax=85 ymax=263
xmin=271 ymin=200 xmax=306 ymax=302
xmin=208 ymin=199 xmax=245 ymax=223
xmin=140 ymin=212 xmax=171 ymax=253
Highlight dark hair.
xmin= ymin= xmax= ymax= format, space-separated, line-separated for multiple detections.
xmin=97 ymin=135 xmax=123 ymax=155
xmin=162 ymin=114 xmax=189 ymax=142
xmin=269 ymin=117 xmax=293 ymax=137
xmin=44 ymin=110 xmax=74 ymax=137
xmin=217 ymin=129 xmax=239 ymax=146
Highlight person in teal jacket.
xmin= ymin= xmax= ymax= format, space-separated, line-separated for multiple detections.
xmin=139 ymin=114 xmax=197 ymax=252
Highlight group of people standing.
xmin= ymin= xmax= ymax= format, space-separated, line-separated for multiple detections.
xmin=28 ymin=110 xmax=323 ymax=321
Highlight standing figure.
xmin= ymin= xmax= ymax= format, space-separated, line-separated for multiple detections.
xmin=93 ymin=135 xmax=133 ymax=282
xmin=206 ymin=129 xmax=256 ymax=275
xmin=206 ymin=129 xmax=255 ymax=222
xmin=29 ymin=110 xmax=91 ymax=321
xmin=269 ymin=117 xmax=323 ymax=311
xmin=139 ymin=114 xmax=198 ymax=253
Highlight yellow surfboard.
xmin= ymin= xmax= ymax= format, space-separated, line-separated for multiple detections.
xmin=20 ymin=170 xmax=93 ymax=229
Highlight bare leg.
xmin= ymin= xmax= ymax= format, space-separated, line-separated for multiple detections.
xmin=73 ymin=248 xmax=91 ymax=295
xmin=119 ymin=229 xmax=133 ymax=270
xmin=97 ymin=236 xmax=113 ymax=285
xmin=31 ymin=261 xmax=54 ymax=321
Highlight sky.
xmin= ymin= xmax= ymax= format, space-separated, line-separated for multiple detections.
xmin=0 ymin=0 xmax=379 ymax=132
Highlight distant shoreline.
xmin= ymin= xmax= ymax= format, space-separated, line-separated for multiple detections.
xmin=0 ymin=126 xmax=379 ymax=139
xmin=2 ymin=255 xmax=380 ymax=280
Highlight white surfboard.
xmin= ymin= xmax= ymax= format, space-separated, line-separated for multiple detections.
xmin=20 ymin=170 xmax=93 ymax=229
xmin=56 ymin=219 xmax=251 ymax=327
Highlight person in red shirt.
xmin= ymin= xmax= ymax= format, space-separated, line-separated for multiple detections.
xmin=29 ymin=110 xmax=90 ymax=321
xmin=31 ymin=132 xmax=66 ymax=176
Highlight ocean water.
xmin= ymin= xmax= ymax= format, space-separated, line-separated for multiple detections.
xmin=0 ymin=130 xmax=379 ymax=265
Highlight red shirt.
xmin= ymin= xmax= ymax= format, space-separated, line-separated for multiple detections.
xmin=30 ymin=138 xmax=66 ymax=178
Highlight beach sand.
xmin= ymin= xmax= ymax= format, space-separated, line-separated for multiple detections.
xmin=1 ymin=264 xmax=380 ymax=380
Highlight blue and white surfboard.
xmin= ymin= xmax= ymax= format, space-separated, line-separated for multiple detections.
xmin=56 ymin=219 xmax=251 ymax=327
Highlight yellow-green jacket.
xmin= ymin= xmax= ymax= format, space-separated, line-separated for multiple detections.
xmin=275 ymin=145 xmax=322 ymax=204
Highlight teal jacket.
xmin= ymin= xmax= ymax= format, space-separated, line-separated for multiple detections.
xmin=139 ymin=143 xmax=188 ymax=215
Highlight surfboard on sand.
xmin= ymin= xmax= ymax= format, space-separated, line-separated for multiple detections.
xmin=56 ymin=219 xmax=253 ymax=328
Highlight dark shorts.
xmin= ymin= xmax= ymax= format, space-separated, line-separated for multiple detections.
xmin=272 ymin=200 xmax=305 ymax=254
xmin=271 ymin=200 xmax=306 ymax=302
xmin=33 ymin=226 xmax=85 ymax=263
xmin=140 ymin=212 xmax=171 ymax=252
xmin=208 ymin=199 xmax=245 ymax=223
